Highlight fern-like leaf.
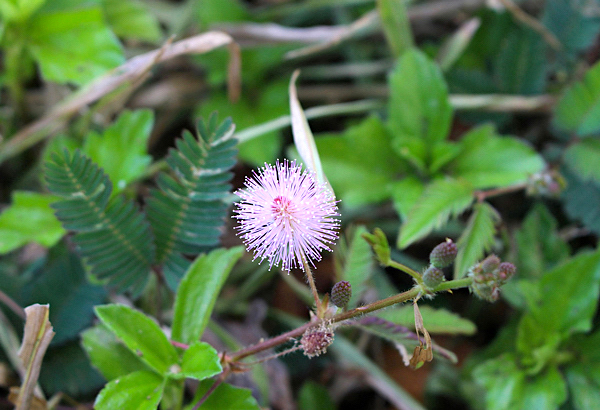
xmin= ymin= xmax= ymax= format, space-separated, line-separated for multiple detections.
xmin=45 ymin=149 xmax=155 ymax=294
xmin=146 ymin=114 xmax=238 ymax=288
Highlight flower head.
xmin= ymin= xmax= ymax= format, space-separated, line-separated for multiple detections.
xmin=233 ymin=160 xmax=340 ymax=271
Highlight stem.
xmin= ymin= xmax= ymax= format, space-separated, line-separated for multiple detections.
xmin=302 ymin=259 xmax=322 ymax=313
xmin=433 ymin=277 xmax=472 ymax=292
xmin=388 ymin=260 xmax=423 ymax=284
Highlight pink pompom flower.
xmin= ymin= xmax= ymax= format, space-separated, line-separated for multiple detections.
xmin=233 ymin=160 xmax=340 ymax=272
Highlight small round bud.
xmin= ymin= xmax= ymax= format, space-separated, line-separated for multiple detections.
xmin=301 ymin=326 xmax=334 ymax=358
xmin=496 ymin=262 xmax=516 ymax=284
xmin=481 ymin=255 xmax=500 ymax=273
xmin=423 ymin=266 xmax=445 ymax=288
xmin=331 ymin=280 xmax=352 ymax=307
xmin=429 ymin=239 xmax=458 ymax=268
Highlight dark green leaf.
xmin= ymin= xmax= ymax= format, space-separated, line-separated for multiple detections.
xmin=95 ymin=304 xmax=178 ymax=375
xmin=454 ymin=202 xmax=500 ymax=279
xmin=171 ymin=247 xmax=243 ymax=344
xmin=317 ymin=115 xmax=405 ymax=208
xmin=388 ymin=48 xmax=452 ymax=172
xmin=398 ymin=178 xmax=473 ymax=248
xmin=335 ymin=225 xmax=374 ymax=308
xmin=94 ymin=370 xmax=164 ymax=410
xmin=0 ymin=191 xmax=64 ymax=254
xmin=377 ymin=305 xmax=476 ymax=335
xmin=82 ymin=324 xmax=152 ymax=381
xmin=101 ymin=0 xmax=161 ymax=42
xmin=555 ymin=60 xmax=600 ymax=136
xmin=178 ymin=341 xmax=222 ymax=381
xmin=298 ymin=381 xmax=335 ymax=410
xmin=27 ymin=3 xmax=124 ymax=85
xmin=562 ymin=170 xmax=600 ymax=235
xmin=83 ymin=110 xmax=153 ymax=194
xmin=450 ymin=124 xmax=545 ymax=189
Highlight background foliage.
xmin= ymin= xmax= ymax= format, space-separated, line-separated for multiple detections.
xmin=2 ymin=0 xmax=600 ymax=409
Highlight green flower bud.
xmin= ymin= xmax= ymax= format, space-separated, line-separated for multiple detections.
xmin=331 ymin=280 xmax=352 ymax=307
xmin=423 ymin=266 xmax=445 ymax=288
xmin=429 ymin=239 xmax=458 ymax=268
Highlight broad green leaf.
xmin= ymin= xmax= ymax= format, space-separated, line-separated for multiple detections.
xmin=298 ymin=381 xmax=335 ymax=410
xmin=0 ymin=0 xmax=46 ymax=22
xmin=454 ymin=202 xmax=500 ymax=279
xmin=83 ymin=109 xmax=153 ymax=193
xmin=566 ymin=364 xmax=600 ymax=410
xmin=317 ymin=116 xmax=405 ymax=207
xmin=562 ymin=170 xmax=600 ymax=235
xmin=474 ymin=356 xmax=567 ymax=410
xmin=0 ymin=191 xmax=65 ymax=254
xmin=377 ymin=305 xmax=476 ymax=335
xmin=179 ymin=341 xmax=222 ymax=381
xmin=186 ymin=381 xmax=260 ymax=410
xmin=389 ymin=48 xmax=452 ymax=171
xmin=526 ymin=248 xmax=600 ymax=336
xmin=376 ymin=0 xmax=413 ymax=58
xmin=94 ymin=370 xmax=164 ymax=410
xmin=82 ymin=324 xmax=152 ymax=381
xmin=390 ymin=176 xmax=425 ymax=221
xmin=555 ymin=60 xmax=600 ymax=136
xmin=450 ymin=124 xmax=545 ymax=189
xmin=398 ymin=178 xmax=473 ymax=248
xmin=335 ymin=225 xmax=374 ymax=308
xmin=27 ymin=4 xmax=124 ymax=85
xmin=515 ymin=313 xmax=562 ymax=373
xmin=101 ymin=0 xmax=161 ymax=42
xmin=95 ymin=304 xmax=178 ymax=375
xmin=564 ymin=138 xmax=600 ymax=182
xmin=171 ymin=247 xmax=243 ymax=344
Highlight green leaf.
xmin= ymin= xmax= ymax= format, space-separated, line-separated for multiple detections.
xmin=179 ymin=341 xmax=222 ymax=381
xmin=317 ymin=116 xmax=405 ymax=207
xmin=526 ymin=248 xmax=600 ymax=336
xmin=95 ymin=304 xmax=178 ymax=375
xmin=555 ymin=60 xmax=600 ymax=136
xmin=45 ymin=149 xmax=155 ymax=294
xmin=494 ymin=27 xmax=545 ymax=95
xmin=474 ymin=356 xmax=567 ymax=410
xmin=450 ymin=124 xmax=545 ymax=189
xmin=562 ymin=170 xmax=600 ymax=235
xmin=334 ymin=225 xmax=374 ymax=308
xmin=0 ymin=191 xmax=65 ymax=254
xmin=454 ymin=202 xmax=500 ymax=279
xmin=388 ymin=48 xmax=452 ymax=171
xmin=187 ymin=381 xmax=260 ymax=410
xmin=83 ymin=109 xmax=153 ymax=194
xmin=94 ymin=370 xmax=164 ymax=410
xmin=298 ymin=381 xmax=336 ymax=410
xmin=82 ymin=324 xmax=152 ymax=381
xmin=27 ymin=3 xmax=124 ymax=85
xmin=146 ymin=115 xmax=238 ymax=285
xmin=398 ymin=178 xmax=473 ymax=248
xmin=171 ymin=247 xmax=243 ymax=344
xmin=566 ymin=364 xmax=600 ymax=410
xmin=0 ymin=0 xmax=46 ymax=22
xmin=101 ymin=0 xmax=161 ymax=42
xmin=390 ymin=176 xmax=425 ymax=221
xmin=564 ymin=138 xmax=600 ymax=182
xmin=377 ymin=305 xmax=476 ymax=335
xmin=376 ymin=0 xmax=413 ymax=58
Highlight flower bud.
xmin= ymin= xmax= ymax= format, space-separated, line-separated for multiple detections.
xmin=331 ymin=280 xmax=352 ymax=307
xmin=423 ymin=266 xmax=445 ymax=289
xmin=495 ymin=262 xmax=516 ymax=284
xmin=301 ymin=326 xmax=334 ymax=358
xmin=429 ymin=239 xmax=457 ymax=269
xmin=481 ymin=255 xmax=500 ymax=273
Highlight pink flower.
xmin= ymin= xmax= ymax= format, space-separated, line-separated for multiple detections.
xmin=233 ymin=160 xmax=340 ymax=271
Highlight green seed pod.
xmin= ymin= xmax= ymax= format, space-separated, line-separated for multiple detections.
xmin=331 ymin=280 xmax=352 ymax=307
xmin=429 ymin=239 xmax=458 ymax=268
xmin=423 ymin=266 xmax=445 ymax=288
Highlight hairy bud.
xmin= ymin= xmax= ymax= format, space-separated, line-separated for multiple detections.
xmin=331 ymin=280 xmax=352 ymax=307
xmin=423 ymin=266 xmax=445 ymax=289
xmin=301 ymin=325 xmax=334 ymax=358
xmin=429 ymin=239 xmax=458 ymax=269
